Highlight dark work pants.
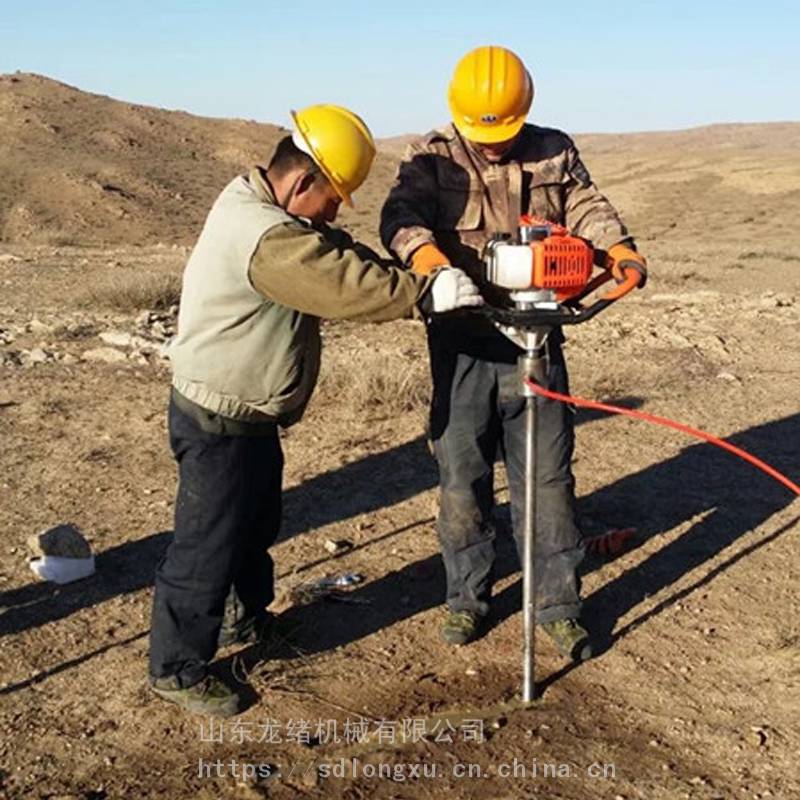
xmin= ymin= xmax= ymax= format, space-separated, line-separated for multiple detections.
xmin=148 ymin=397 xmax=283 ymax=687
xmin=429 ymin=323 xmax=584 ymax=623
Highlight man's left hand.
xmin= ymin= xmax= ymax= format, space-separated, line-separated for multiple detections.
xmin=606 ymin=242 xmax=647 ymax=288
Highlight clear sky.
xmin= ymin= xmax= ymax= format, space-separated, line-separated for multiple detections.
xmin=2 ymin=0 xmax=798 ymax=136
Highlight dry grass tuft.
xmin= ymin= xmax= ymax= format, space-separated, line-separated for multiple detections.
xmin=315 ymin=344 xmax=430 ymax=418
xmin=78 ymin=269 xmax=181 ymax=311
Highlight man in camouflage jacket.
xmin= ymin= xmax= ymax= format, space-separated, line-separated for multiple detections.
xmin=380 ymin=46 xmax=647 ymax=658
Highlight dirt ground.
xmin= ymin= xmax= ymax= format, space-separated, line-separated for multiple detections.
xmin=1 ymin=77 xmax=799 ymax=800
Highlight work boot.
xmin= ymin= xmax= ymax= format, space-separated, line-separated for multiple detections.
xmin=150 ymin=674 xmax=240 ymax=718
xmin=540 ymin=618 xmax=592 ymax=661
xmin=441 ymin=610 xmax=481 ymax=646
xmin=217 ymin=613 xmax=273 ymax=649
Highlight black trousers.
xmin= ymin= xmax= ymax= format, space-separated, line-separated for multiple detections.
xmin=148 ymin=396 xmax=283 ymax=687
xmin=428 ymin=321 xmax=584 ymax=623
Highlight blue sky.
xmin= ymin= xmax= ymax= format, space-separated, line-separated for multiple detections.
xmin=2 ymin=0 xmax=798 ymax=136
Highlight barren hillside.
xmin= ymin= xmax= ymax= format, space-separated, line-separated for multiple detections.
xmin=2 ymin=72 xmax=799 ymax=258
xmin=0 ymin=73 xmax=403 ymax=248
xmin=0 ymin=73 xmax=284 ymax=244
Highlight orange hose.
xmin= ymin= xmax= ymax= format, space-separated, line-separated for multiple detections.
xmin=524 ymin=378 xmax=800 ymax=496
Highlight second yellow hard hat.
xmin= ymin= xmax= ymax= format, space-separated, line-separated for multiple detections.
xmin=448 ymin=46 xmax=534 ymax=144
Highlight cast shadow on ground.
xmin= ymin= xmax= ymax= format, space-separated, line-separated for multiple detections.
xmin=488 ymin=411 xmax=800 ymax=677
xmin=0 ymin=396 xmax=644 ymax=643
xmin=0 ymin=438 xmax=435 ymax=641
xmin=15 ymin=398 xmax=792 ymax=706
xmin=227 ymin=412 xmax=798 ymax=701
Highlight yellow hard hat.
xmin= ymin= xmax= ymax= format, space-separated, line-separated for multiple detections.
xmin=448 ymin=46 xmax=534 ymax=144
xmin=290 ymin=104 xmax=376 ymax=207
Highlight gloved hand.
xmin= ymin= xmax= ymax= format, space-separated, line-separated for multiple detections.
xmin=606 ymin=242 xmax=647 ymax=288
xmin=430 ymin=268 xmax=483 ymax=313
xmin=411 ymin=243 xmax=450 ymax=276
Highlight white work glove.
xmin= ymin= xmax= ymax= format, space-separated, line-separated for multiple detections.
xmin=430 ymin=268 xmax=483 ymax=313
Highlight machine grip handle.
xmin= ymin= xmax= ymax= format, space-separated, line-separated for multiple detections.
xmin=601 ymin=264 xmax=644 ymax=301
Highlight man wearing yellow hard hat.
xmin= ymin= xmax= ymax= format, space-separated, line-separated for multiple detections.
xmin=381 ymin=46 xmax=647 ymax=657
xmin=148 ymin=104 xmax=482 ymax=717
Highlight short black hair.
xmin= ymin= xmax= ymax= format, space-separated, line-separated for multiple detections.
xmin=267 ymin=135 xmax=321 ymax=180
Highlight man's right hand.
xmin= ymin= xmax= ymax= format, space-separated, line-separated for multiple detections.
xmin=430 ymin=268 xmax=484 ymax=313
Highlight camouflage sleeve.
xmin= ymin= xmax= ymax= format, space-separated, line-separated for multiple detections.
xmin=379 ymin=145 xmax=440 ymax=266
xmin=563 ymin=142 xmax=631 ymax=251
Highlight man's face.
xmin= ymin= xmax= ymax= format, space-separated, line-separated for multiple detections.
xmin=470 ymin=133 xmax=521 ymax=163
xmin=286 ymin=174 xmax=342 ymax=224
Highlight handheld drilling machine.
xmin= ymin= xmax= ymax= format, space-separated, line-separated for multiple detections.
xmin=480 ymin=216 xmax=643 ymax=702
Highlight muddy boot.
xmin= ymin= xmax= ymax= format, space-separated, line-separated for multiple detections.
xmin=218 ymin=613 xmax=274 ymax=649
xmin=150 ymin=674 xmax=240 ymax=717
xmin=540 ymin=619 xmax=592 ymax=661
xmin=441 ymin=610 xmax=481 ymax=646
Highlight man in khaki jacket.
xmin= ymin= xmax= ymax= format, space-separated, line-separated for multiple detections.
xmin=148 ymin=104 xmax=481 ymax=717
xmin=380 ymin=46 xmax=647 ymax=656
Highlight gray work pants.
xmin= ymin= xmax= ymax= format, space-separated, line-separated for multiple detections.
xmin=428 ymin=321 xmax=584 ymax=623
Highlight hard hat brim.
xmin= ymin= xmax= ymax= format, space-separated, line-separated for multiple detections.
xmin=451 ymin=115 xmax=527 ymax=144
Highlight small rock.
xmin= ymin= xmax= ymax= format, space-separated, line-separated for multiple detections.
xmin=149 ymin=321 xmax=170 ymax=340
xmin=28 ymin=318 xmax=53 ymax=335
xmin=717 ymin=371 xmax=741 ymax=383
xmin=323 ymin=538 xmax=353 ymax=555
xmin=60 ymin=353 xmax=79 ymax=365
xmin=82 ymin=347 xmax=128 ymax=364
xmin=130 ymin=335 xmax=156 ymax=350
xmin=99 ymin=331 xmax=132 ymax=348
xmin=758 ymin=295 xmax=784 ymax=309
xmin=2 ymin=350 xmax=24 ymax=367
xmin=27 ymin=347 xmax=51 ymax=364
xmin=465 ymin=667 xmax=478 ymax=676
xmin=64 ymin=321 xmax=96 ymax=338
xmin=0 ymin=253 xmax=23 ymax=264
xmin=748 ymin=727 xmax=768 ymax=748
xmin=27 ymin=524 xmax=92 ymax=559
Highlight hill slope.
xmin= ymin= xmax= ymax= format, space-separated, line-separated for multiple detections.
xmin=1 ymin=72 xmax=799 ymax=257
xmin=0 ymin=72 xmax=288 ymax=245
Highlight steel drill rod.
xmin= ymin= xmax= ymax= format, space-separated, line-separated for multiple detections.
xmin=520 ymin=353 xmax=537 ymax=703
xmin=522 ymin=373 xmax=538 ymax=702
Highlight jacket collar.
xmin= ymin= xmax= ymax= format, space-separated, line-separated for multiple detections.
xmin=247 ymin=166 xmax=278 ymax=205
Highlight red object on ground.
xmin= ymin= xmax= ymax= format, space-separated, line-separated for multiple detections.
xmin=585 ymin=527 xmax=637 ymax=557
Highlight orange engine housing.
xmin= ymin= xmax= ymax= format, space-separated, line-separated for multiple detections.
xmin=520 ymin=215 xmax=594 ymax=300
